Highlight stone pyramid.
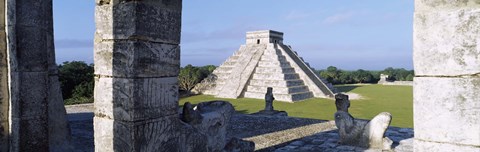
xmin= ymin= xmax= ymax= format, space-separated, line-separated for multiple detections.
xmin=193 ymin=30 xmax=335 ymax=102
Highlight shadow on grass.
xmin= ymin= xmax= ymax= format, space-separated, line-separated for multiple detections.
xmin=335 ymin=85 xmax=362 ymax=92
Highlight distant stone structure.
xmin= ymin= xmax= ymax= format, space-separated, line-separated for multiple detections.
xmin=377 ymin=74 xmax=413 ymax=86
xmin=334 ymin=94 xmax=393 ymax=150
xmin=193 ymin=30 xmax=335 ymax=102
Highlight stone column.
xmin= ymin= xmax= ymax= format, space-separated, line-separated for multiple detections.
xmin=414 ymin=1 xmax=480 ymax=151
xmin=94 ymin=0 xmax=182 ymax=151
xmin=6 ymin=0 xmax=52 ymax=151
xmin=0 ymin=0 xmax=9 ymax=151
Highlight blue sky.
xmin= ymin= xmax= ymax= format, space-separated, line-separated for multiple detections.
xmin=53 ymin=0 xmax=413 ymax=70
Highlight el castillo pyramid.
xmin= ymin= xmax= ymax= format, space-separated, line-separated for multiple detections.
xmin=193 ymin=30 xmax=335 ymax=102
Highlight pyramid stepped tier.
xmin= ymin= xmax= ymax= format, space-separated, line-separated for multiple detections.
xmin=243 ymin=91 xmax=314 ymax=102
xmin=193 ymin=30 xmax=335 ymax=101
xmin=242 ymin=44 xmax=314 ymax=102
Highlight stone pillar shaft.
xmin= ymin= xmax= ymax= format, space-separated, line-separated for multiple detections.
xmin=0 ymin=0 xmax=8 ymax=151
xmin=4 ymin=0 xmax=54 ymax=151
xmin=414 ymin=0 xmax=480 ymax=151
xmin=94 ymin=0 xmax=182 ymax=151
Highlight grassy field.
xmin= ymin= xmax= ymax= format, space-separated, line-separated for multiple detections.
xmin=180 ymin=84 xmax=413 ymax=128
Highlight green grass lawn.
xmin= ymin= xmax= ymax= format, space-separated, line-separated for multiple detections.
xmin=180 ymin=84 xmax=413 ymax=128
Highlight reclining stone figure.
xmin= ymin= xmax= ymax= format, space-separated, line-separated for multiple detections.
xmin=180 ymin=101 xmax=235 ymax=151
xmin=333 ymin=93 xmax=393 ymax=150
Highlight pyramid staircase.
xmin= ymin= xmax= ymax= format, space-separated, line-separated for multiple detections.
xmin=193 ymin=30 xmax=335 ymax=102
xmin=242 ymin=44 xmax=314 ymax=101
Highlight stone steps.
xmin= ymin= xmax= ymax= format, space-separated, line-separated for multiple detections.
xmin=254 ymin=67 xmax=295 ymax=74
xmin=252 ymin=73 xmax=299 ymax=80
xmin=243 ymin=91 xmax=313 ymax=102
xmin=220 ymin=61 xmax=237 ymax=66
xmin=258 ymin=61 xmax=291 ymax=67
xmin=248 ymin=79 xmax=305 ymax=87
xmin=246 ymin=85 xmax=309 ymax=94
xmin=260 ymin=55 xmax=287 ymax=62
xmin=214 ymin=67 xmax=233 ymax=73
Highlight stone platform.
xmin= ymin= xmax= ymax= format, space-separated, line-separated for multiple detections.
xmin=66 ymin=104 xmax=413 ymax=152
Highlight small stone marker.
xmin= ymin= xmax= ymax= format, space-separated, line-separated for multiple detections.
xmin=264 ymin=87 xmax=275 ymax=111
xmin=253 ymin=87 xmax=288 ymax=117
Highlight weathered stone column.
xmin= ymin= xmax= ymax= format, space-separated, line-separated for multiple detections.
xmin=6 ymin=0 xmax=52 ymax=151
xmin=414 ymin=1 xmax=480 ymax=151
xmin=0 ymin=0 xmax=9 ymax=151
xmin=94 ymin=0 xmax=182 ymax=151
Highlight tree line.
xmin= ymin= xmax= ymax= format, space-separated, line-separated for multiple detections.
xmin=317 ymin=66 xmax=414 ymax=84
xmin=57 ymin=61 xmax=413 ymax=104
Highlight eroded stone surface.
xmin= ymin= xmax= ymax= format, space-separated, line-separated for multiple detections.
xmin=93 ymin=0 xmax=182 ymax=151
xmin=414 ymin=77 xmax=480 ymax=146
xmin=414 ymin=1 xmax=480 ymax=151
xmin=94 ymin=41 xmax=180 ymax=78
xmin=94 ymin=77 xmax=179 ymax=122
xmin=414 ymin=7 xmax=480 ymax=76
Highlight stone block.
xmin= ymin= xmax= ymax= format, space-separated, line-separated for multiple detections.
xmin=94 ymin=77 xmax=179 ymax=122
xmin=94 ymin=41 xmax=180 ymax=78
xmin=17 ymin=72 xmax=48 ymax=118
xmin=15 ymin=26 xmax=48 ymax=72
xmin=414 ymin=139 xmax=480 ymax=152
xmin=94 ymin=115 xmax=180 ymax=152
xmin=18 ymin=118 xmax=49 ymax=151
xmin=414 ymin=77 xmax=480 ymax=146
xmin=413 ymin=8 xmax=480 ymax=76
xmin=95 ymin=1 xmax=181 ymax=44
xmin=15 ymin=0 xmax=47 ymax=27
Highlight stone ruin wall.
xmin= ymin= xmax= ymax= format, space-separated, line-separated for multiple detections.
xmin=413 ymin=0 xmax=480 ymax=151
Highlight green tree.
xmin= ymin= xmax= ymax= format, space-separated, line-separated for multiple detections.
xmin=351 ymin=69 xmax=374 ymax=83
xmin=179 ymin=64 xmax=201 ymax=92
xmin=58 ymin=61 xmax=94 ymax=100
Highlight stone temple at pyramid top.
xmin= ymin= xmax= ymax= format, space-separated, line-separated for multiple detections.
xmin=193 ymin=30 xmax=335 ymax=102
xmin=246 ymin=30 xmax=284 ymax=45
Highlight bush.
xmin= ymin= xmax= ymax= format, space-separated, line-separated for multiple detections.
xmin=58 ymin=61 xmax=94 ymax=104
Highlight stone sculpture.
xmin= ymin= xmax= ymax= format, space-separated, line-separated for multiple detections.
xmin=252 ymin=87 xmax=288 ymax=116
xmin=181 ymin=102 xmax=203 ymax=124
xmin=335 ymin=93 xmax=350 ymax=112
xmin=333 ymin=93 xmax=392 ymax=149
xmin=264 ymin=87 xmax=275 ymax=111
xmin=180 ymin=101 xmax=245 ymax=152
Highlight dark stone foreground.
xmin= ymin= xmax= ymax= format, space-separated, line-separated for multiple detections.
xmin=66 ymin=104 xmax=413 ymax=152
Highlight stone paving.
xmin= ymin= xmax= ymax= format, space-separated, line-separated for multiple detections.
xmin=273 ymin=127 xmax=413 ymax=152
xmin=66 ymin=104 xmax=413 ymax=152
